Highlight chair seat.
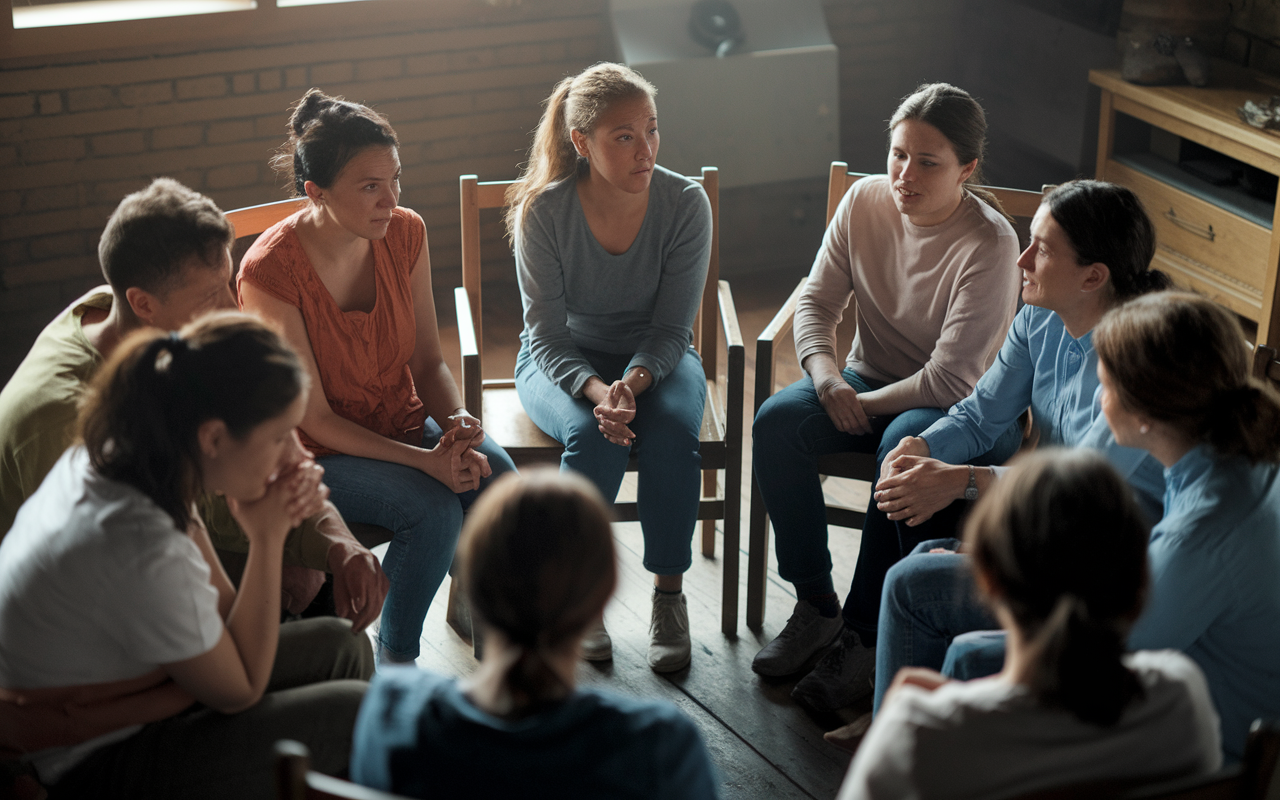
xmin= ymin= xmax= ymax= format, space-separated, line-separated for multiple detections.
xmin=480 ymin=380 xmax=729 ymax=469
xmin=815 ymin=451 xmax=877 ymax=480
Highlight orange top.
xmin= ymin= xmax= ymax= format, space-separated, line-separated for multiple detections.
xmin=238 ymin=206 xmax=427 ymax=457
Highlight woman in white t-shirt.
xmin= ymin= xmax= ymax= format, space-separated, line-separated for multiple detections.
xmin=839 ymin=448 xmax=1221 ymax=800
xmin=0 ymin=312 xmax=368 ymax=799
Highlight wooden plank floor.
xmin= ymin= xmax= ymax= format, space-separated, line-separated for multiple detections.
xmin=394 ymin=268 xmax=869 ymax=799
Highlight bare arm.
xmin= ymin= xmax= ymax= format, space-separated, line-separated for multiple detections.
xmin=314 ymin=503 xmax=388 ymax=633
xmin=187 ymin=510 xmax=236 ymax=620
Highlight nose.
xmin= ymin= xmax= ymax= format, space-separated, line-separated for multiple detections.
xmin=637 ymin=136 xmax=653 ymax=161
xmin=1016 ymin=244 xmax=1034 ymax=271
xmin=898 ymin=158 xmax=916 ymax=182
xmin=380 ymin=183 xmax=398 ymax=208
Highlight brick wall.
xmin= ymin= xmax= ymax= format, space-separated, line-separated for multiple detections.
xmin=1 ymin=0 xmax=969 ymax=383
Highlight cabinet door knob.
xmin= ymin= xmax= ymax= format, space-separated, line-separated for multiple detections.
xmin=1165 ymin=208 xmax=1216 ymax=241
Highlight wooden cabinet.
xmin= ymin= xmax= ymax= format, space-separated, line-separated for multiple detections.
xmin=1089 ymin=67 xmax=1280 ymax=348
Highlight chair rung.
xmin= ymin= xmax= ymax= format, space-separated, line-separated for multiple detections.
xmin=614 ymin=498 xmax=725 ymax=523
xmin=825 ymin=506 xmax=866 ymax=530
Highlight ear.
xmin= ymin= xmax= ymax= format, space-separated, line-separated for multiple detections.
xmin=197 ymin=418 xmax=229 ymax=462
xmin=1079 ymin=261 xmax=1111 ymax=294
xmin=303 ymin=180 xmax=325 ymax=204
xmin=569 ymin=128 xmax=589 ymax=159
xmin=958 ymin=158 xmax=978 ymax=185
xmin=124 ymin=286 xmax=162 ymax=327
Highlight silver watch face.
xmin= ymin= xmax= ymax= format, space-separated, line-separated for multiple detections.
xmin=964 ymin=486 xmax=979 ymax=501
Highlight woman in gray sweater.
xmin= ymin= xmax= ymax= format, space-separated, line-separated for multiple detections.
xmin=507 ymin=63 xmax=712 ymax=674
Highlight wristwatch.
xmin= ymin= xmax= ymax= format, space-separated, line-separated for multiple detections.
xmin=964 ymin=465 xmax=978 ymax=501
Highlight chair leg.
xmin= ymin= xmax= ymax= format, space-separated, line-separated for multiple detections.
xmin=721 ymin=463 xmax=741 ymax=636
xmin=445 ymin=578 xmax=473 ymax=646
xmin=701 ymin=471 xmax=717 ymax=558
xmin=746 ymin=473 xmax=770 ymax=631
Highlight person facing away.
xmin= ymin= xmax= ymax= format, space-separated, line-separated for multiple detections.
xmin=840 ymin=449 xmax=1222 ymax=800
xmin=238 ymin=88 xmax=517 ymax=666
xmin=877 ymin=291 xmax=1280 ymax=764
xmin=750 ymin=82 xmax=1023 ymax=712
xmin=0 ymin=176 xmax=387 ymax=627
xmin=0 ymin=312 xmax=371 ymax=800
xmin=351 ymin=469 xmax=720 ymax=800
xmin=506 ymin=62 xmax=712 ymax=672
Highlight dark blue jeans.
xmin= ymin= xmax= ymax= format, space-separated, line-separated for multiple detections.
xmin=319 ymin=421 xmax=516 ymax=660
xmin=515 ymin=345 xmax=706 ymax=575
xmin=753 ymin=370 xmax=1020 ymax=645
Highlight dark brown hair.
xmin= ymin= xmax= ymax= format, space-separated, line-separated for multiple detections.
xmin=1095 ymin=291 xmax=1280 ymax=463
xmin=79 ymin=311 xmax=306 ymax=532
xmin=1044 ymin=180 xmax=1170 ymax=303
xmin=505 ymin=63 xmax=657 ymax=239
xmin=98 ymin=177 xmax=233 ymax=298
xmin=459 ymin=468 xmax=617 ymax=716
xmin=272 ymin=88 xmax=399 ymax=197
xmin=889 ymin=83 xmax=1002 ymax=215
xmin=965 ymin=449 xmax=1151 ymax=727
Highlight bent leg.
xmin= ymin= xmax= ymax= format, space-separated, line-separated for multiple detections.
xmin=942 ymin=630 xmax=1007 ymax=680
xmin=270 ymin=617 xmax=375 ymax=688
xmin=631 ymin=349 xmax=706 ymax=575
xmin=872 ymin=551 xmax=996 ymax=714
xmin=319 ymin=454 xmax=463 ymax=661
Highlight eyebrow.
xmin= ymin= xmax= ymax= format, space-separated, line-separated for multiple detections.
xmin=608 ymin=116 xmax=657 ymax=133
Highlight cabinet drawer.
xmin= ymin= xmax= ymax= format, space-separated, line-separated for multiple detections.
xmin=1104 ymin=160 xmax=1268 ymax=318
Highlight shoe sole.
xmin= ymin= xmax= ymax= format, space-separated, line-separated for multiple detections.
xmin=582 ymin=648 xmax=613 ymax=662
xmin=649 ymin=654 xmax=691 ymax=673
xmin=790 ymin=680 xmax=872 ymax=715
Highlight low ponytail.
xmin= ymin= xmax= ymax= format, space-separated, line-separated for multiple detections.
xmin=79 ymin=312 xmax=306 ymax=531
xmin=965 ymin=449 xmax=1151 ymax=726
xmin=1096 ymin=291 xmax=1280 ymax=464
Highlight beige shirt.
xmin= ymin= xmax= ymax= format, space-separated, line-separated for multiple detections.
xmin=794 ymin=175 xmax=1021 ymax=410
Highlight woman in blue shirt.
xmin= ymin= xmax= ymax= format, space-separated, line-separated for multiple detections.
xmin=876 ymin=292 xmax=1280 ymax=762
xmin=351 ymin=469 xmax=720 ymax=799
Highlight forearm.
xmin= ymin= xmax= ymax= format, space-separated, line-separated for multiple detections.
xmin=304 ymin=409 xmax=423 ymax=468
xmin=802 ymin=353 xmax=845 ymax=390
xmin=413 ymin=360 xmax=466 ymax=426
xmin=858 ymin=375 xmax=931 ymax=417
xmin=224 ymin=542 xmax=284 ymax=701
xmin=315 ymin=503 xmax=365 ymax=572
xmin=621 ymin=366 xmax=653 ymax=398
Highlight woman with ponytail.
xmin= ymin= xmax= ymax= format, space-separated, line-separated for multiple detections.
xmin=351 ymin=469 xmax=719 ymax=799
xmin=508 ymin=63 xmax=712 ymax=672
xmin=838 ymin=450 xmax=1222 ymax=800
xmin=0 ymin=312 xmax=369 ymax=798
xmin=239 ymin=89 xmax=516 ymax=665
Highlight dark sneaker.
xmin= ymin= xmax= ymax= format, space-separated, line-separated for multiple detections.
xmin=751 ymin=600 xmax=844 ymax=677
xmin=790 ymin=628 xmax=875 ymax=712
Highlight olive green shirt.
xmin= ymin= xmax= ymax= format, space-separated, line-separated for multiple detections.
xmin=0 ymin=287 xmax=331 ymax=568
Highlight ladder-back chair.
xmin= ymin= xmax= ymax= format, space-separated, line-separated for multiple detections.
xmin=1254 ymin=344 xmax=1280 ymax=390
xmin=457 ymin=167 xmax=745 ymax=635
xmin=745 ymin=161 xmax=1047 ymax=630
xmin=275 ymin=740 xmax=412 ymax=800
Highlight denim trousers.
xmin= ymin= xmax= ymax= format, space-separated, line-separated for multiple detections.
xmin=515 ymin=345 xmax=706 ymax=575
xmin=752 ymin=370 xmax=1021 ymax=645
xmin=872 ymin=539 xmax=998 ymax=714
xmin=318 ymin=421 xmax=517 ymax=660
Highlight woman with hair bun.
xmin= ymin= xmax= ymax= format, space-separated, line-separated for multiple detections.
xmin=0 ymin=312 xmax=370 ymax=797
xmin=838 ymin=450 xmax=1222 ymax=800
xmin=350 ymin=469 xmax=720 ymax=800
xmin=508 ymin=63 xmax=712 ymax=672
xmin=753 ymin=82 xmax=1023 ymax=709
xmin=239 ymin=89 xmax=516 ymax=665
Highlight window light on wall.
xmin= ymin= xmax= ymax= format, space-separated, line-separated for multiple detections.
xmin=10 ymin=0 xmax=380 ymax=29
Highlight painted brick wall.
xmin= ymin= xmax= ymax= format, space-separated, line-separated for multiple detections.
xmin=0 ymin=0 xmax=960 ymax=383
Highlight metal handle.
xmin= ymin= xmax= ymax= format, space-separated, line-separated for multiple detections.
xmin=1165 ymin=208 xmax=1215 ymax=241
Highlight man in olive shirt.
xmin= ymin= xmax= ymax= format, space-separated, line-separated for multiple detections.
xmin=0 ymin=178 xmax=387 ymax=627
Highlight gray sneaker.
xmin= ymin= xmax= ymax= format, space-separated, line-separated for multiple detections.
xmin=581 ymin=619 xmax=612 ymax=662
xmin=649 ymin=591 xmax=691 ymax=673
xmin=790 ymin=628 xmax=875 ymax=712
xmin=752 ymin=600 xmax=845 ymax=677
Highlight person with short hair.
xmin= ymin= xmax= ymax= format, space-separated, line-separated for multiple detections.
xmin=839 ymin=450 xmax=1222 ymax=800
xmin=507 ymin=63 xmax=712 ymax=671
xmin=0 ymin=178 xmax=386 ymax=624
xmin=0 ymin=312 xmax=371 ymax=799
xmin=351 ymin=469 xmax=720 ymax=800
xmin=751 ymin=83 xmax=1023 ymax=710
xmin=239 ymin=89 xmax=516 ymax=665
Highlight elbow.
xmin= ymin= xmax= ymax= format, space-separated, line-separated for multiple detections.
xmin=208 ymin=685 xmax=264 ymax=715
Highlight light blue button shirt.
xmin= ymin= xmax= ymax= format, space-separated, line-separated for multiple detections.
xmin=919 ymin=304 xmax=1165 ymax=520
xmin=1129 ymin=445 xmax=1280 ymax=761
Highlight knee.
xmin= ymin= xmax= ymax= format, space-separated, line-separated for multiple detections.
xmin=942 ymin=631 xmax=1007 ymax=680
xmin=292 ymin=618 xmax=376 ymax=681
xmin=753 ymin=392 xmax=808 ymax=454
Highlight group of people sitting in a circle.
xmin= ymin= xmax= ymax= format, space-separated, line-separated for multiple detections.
xmin=0 ymin=60 xmax=1275 ymax=800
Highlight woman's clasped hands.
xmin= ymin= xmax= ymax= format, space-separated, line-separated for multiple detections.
xmin=419 ymin=410 xmax=491 ymax=494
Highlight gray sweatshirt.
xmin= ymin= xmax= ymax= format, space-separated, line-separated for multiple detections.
xmin=516 ymin=165 xmax=713 ymax=397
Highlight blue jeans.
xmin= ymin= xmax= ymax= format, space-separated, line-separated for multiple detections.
xmin=318 ymin=421 xmax=516 ymax=660
xmin=515 ymin=345 xmax=706 ymax=575
xmin=872 ymin=539 xmax=997 ymax=713
xmin=752 ymin=370 xmax=1021 ymax=644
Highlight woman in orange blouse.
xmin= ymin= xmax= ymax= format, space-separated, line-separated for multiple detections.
xmin=239 ymin=90 xmax=515 ymax=664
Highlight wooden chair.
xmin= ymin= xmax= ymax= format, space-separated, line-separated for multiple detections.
xmin=275 ymin=740 xmax=411 ymax=800
xmin=1010 ymin=720 xmax=1280 ymax=800
xmin=745 ymin=161 xmax=1047 ymax=630
xmin=456 ymin=167 xmax=745 ymax=635
xmin=1253 ymin=344 xmax=1279 ymax=389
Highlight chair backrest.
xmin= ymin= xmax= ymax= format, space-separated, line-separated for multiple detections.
xmin=458 ymin=167 xmax=721 ymax=381
xmin=824 ymin=161 xmax=1047 ymax=228
xmin=275 ymin=740 xmax=410 ymax=800
xmin=225 ymin=198 xmax=309 ymax=239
